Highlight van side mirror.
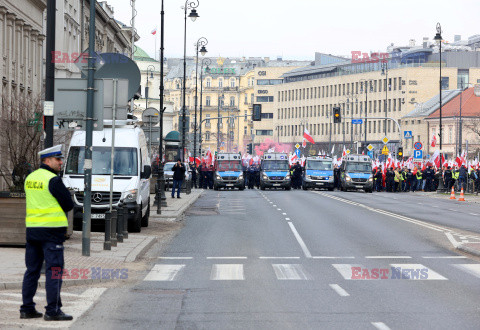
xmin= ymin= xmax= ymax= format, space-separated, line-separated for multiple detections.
xmin=142 ymin=165 xmax=152 ymax=179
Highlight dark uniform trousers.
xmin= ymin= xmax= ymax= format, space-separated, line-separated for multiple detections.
xmin=21 ymin=240 xmax=64 ymax=315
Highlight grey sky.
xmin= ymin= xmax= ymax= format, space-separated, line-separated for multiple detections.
xmin=106 ymin=0 xmax=480 ymax=61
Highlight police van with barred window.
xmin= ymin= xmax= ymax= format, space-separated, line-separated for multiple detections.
xmin=302 ymin=156 xmax=334 ymax=190
xmin=340 ymin=154 xmax=374 ymax=193
xmin=260 ymin=153 xmax=291 ymax=190
xmin=213 ymin=153 xmax=245 ymax=190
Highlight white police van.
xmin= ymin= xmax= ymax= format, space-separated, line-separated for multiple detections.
xmin=260 ymin=153 xmax=291 ymax=190
xmin=213 ymin=153 xmax=245 ymax=190
xmin=340 ymin=154 xmax=374 ymax=193
xmin=62 ymin=122 xmax=152 ymax=232
xmin=302 ymin=156 xmax=334 ymax=190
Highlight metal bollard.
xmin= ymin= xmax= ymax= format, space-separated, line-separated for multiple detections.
xmin=119 ymin=202 xmax=128 ymax=239
xmin=104 ymin=211 xmax=111 ymax=250
xmin=186 ymin=180 xmax=191 ymax=195
xmin=111 ymin=208 xmax=117 ymax=247
xmin=117 ymin=206 xmax=123 ymax=243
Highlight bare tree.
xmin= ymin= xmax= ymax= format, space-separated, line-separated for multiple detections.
xmin=0 ymin=93 xmax=43 ymax=191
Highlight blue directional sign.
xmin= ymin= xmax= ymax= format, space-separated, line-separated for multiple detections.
xmin=295 ymin=148 xmax=301 ymax=158
xmin=352 ymin=119 xmax=363 ymax=124
xmin=404 ymin=131 xmax=413 ymax=139
xmin=367 ymin=151 xmax=374 ymax=159
xmin=413 ymin=150 xmax=423 ymax=159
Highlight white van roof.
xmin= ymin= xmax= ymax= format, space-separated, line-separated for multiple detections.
xmin=68 ymin=127 xmax=144 ymax=149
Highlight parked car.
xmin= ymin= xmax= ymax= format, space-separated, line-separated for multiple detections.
xmin=164 ymin=162 xmax=191 ymax=189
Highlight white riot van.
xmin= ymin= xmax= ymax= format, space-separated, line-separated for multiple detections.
xmin=62 ymin=123 xmax=152 ymax=233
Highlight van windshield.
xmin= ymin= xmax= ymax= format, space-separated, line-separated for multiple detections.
xmin=262 ymin=160 xmax=289 ymax=171
xmin=306 ymin=161 xmax=332 ymax=170
xmin=217 ymin=161 xmax=242 ymax=171
xmin=346 ymin=162 xmax=371 ymax=172
xmin=65 ymin=147 xmax=138 ymax=176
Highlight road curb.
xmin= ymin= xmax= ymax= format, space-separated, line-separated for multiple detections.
xmin=457 ymin=243 xmax=480 ymax=257
xmin=150 ymin=190 xmax=203 ymax=222
xmin=125 ymin=236 xmax=158 ymax=262
xmin=0 ymin=277 xmax=123 ymax=291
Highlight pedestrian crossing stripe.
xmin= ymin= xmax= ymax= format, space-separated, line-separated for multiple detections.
xmin=142 ymin=263 xmax=480 ymax=282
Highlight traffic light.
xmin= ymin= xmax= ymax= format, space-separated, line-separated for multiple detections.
xmin=252 ymin=104 xmax=262 ymax=121
xmin=397 ymin=147 xmax=403 ymax=159
xmin=333 ymin=106 xmax=341 ymax=123
xmin=247 ymin=143 xmax=253 ymax=154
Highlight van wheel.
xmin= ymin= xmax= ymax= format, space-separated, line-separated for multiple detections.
xmin=260 ymin=184 xmax=266 ymax=191
xmin=129 ymin=204 xmax=142 ymax=233
xmin=328 ymin=187 xmax=334 ymax=191
xmin=285 ymin=186 xmax=291 ymax=191
xmin=141 ymin=199 xmax=150 ymax=227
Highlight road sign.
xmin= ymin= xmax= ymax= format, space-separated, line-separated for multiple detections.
xmin=295 ymin=143 xmax=300 ymax=149
xmin=367 ymin=151 xmax=374 ymax=159
xmin=346 ymin=149 xmax=351 ymax=154
xmin=367 ymin=144 xmax=374 ymax=151
xmin=414 ymin=142 xmax=423 ymax=150
xmin=351 ymin=119 xmax=363 ymax=124
xmin=295 ymin=148 xmax=301 ymax=158
xmin=382 ymin=136 xmax=389 ymax=145
xmin=404 ymin=131 xmax=413 ymax=139
xmin=382 ymin=145 xmax=389 ymax=155
xmin=413 ymin=150 xmax=423 ymax=160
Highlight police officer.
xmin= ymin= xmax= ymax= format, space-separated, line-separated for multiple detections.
xmin=444 ymin=166 xmax=453 ymax=191
xmin=292 ymin=162 xmax=303 ymax=189
xmin=333 ymin=164 xmax=341 ymax=190
xmin=20 ymin=145 xmax=73 ymax=321
xmin=405 ymin=169 xmax=414 ymax=192
xmin=415 ymin=168 xmax=423 ymax=192
xmin=190 ymin=162 xmax=198 ymax=189
xmin=198 ymin=162 xmax=205 ymax=188
xmin=386 ymin=167 xmax=395 ymax=192
xmin=374 ymin=166 xmax=383 ymax=192
xmin=207 ymin=165 xmax=214 ymax=189
xmin=424 ymin=166 xmax=435 ymax=191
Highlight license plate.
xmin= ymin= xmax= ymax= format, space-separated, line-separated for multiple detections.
xmin=226 ymin=184 xmax=234 ymax=187
xmin=91 ymin=213 xmax=105 ymax=219
xmin=316 ymin=182 xmax=324 ymax=185
xmin=355 ymin=185 xmax=363 ymax=189
xmin=273 ymin=184 xmax=281 ymax=187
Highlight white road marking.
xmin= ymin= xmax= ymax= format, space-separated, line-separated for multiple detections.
xmin=454 ymin=264 xmax=480 ymax=278
xmin=144 ymin=264 xmax=185 ymax=281
xmin=333 ymin=264 xmax=359 ymax=280
xmin=312 ymin=256 xmax=355 ymax=259
xmin=210 ymin=264 xmax=244 ymax=280
xmin=277 ymin=208 xmax=282 ymax=211
xmin=469 ymin=213 xmax=479 ymax=216
xmin=371 ymin=322 xmax=391 ymax=330
xmin=417 ymin=202 xmax=423 ymax=205
xmin=422 ymin=256 xmax=467 ymax=259
xmin=285 ymin=218 xmax=290 ymax=221
xmin=259 ymin=256 xmax=300 ymax=259
xmin=282 ymin=213 xmax=287 ymax=215
xmin=158 ymin=257 xmax=193 ymax=260
xmin=288 ymin=222 xmax=312 ymax=258
xmin=273 ymin=204 xmax=277 ymax=207
xmin=272 ymin=264 xmax=310 ymax=280
xmin=445 ymin=232 xmax=461 ymax=248
xmin=329 ymin=284 xmax=350 ymax=297
xmin=365 ymin=256 xmax=411 ymax=259
xmin=448 ymin=208 xmax=457 ymax=211
xmin=390 ymin=264 xmax=447 ymax=280
xmin=206 ymin=256 xmax=248 ymax=260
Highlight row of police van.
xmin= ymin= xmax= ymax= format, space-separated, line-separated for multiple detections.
xmin=211 ymin=152 xmax=374 ymax=193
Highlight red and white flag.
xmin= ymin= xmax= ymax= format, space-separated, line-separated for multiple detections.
xmin=431 ymin=134 xmax=437 ymax=147
xmin=302 ymin=139 xmax=307 ymax=148
xmin=303 ymin=128 xmax=315 ymax=144
xmin=342 ymin=146 xmax=347 ymax=158
xmin=151 ymin=28 xmax=157 ymax=35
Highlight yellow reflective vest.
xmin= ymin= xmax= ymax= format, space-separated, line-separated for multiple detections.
xmin=24 ymin=169 xmax=68 ymax=228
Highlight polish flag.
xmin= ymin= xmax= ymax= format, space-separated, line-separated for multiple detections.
xmin=205 ymin=149 xmax=213 ymax=167
xmin=431 ymin=134 xmax=437 ymax=147
xmin=151 ymin=28 xmax=157 ymax=35
xmin=302 ymin=139 xmax=307 ymax=148
xmin=303 ymin=128 xmax=315 ymax=144
xmin=342 ymin=146 xmax=347 ymax=158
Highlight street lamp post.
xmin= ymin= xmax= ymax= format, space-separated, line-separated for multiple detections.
xmin=434 ymin=22 xmax=446 ymax=193
xmin=156 ymin=0 xmax=167 ymax=213
xmin=339 ymin=100 xmax=346 ymax=148
xmin=181 ymin=0 xmax=199 ymax=163
xmin=193 ymin=37 xmax=208 ymax=165
xmin=458 ymin=81 xmax=472 ymax=155
xmin=145 ymin=65 xmax=155 ymax=109
xmin=360 ymin=79 xmax=373 ymax=153
xmin=198 ymin=58 xmax=211 ymax=160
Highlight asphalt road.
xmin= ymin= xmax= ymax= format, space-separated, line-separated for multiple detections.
xmin=73 ymin=189 xmax=480 ymax=330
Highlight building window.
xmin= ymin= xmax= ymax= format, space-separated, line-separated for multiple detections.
xmin=244 ymin=110 xmax=247 ymax=120
xmin=206 ymin=114 xmax=210 ymax=124
xmin=441 ymin=77 xmax=449 ymax=90
xmin=219 ymin=78 xmax=223 ymax=88
xmin=261 ymin=113 xmax=273 ymax=119
xmin=206 ymin=96 xmax=211 ymax=106
xmin=230 ymin=96 xmax=235 ymax=107
xmin=205 ymin=131 xmax=210 ymax=140
xmin=255 ymin=130 xmax=273 ymax=136
xmin=251 ymin=94 xmax=254 ymax=104
xmin=244 ymin=126 xmax=247 ymax=135
xmin=256 ymin=96 xmax=274 ymax=102
xmin=206 ymin=78 xmax=211 ymax=87
xmin=257 ymin=79 xmax=283 ymax=85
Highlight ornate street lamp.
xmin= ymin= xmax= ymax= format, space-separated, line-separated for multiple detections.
xmin=145 ymin=65 xmax=155 ymax=109
xmin=198 ymin=58 xmax=211 ymax=161
xmin=193 ymin=37 xmax=208 ymax=165
xmin=181 ymin=0 xmax=199 ymax=162
xmin=434 ymin=22 xmax=446 ymax=193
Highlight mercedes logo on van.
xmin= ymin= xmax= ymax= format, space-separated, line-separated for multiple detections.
xmin=93 ymin=193 xmax=103 ymax=203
